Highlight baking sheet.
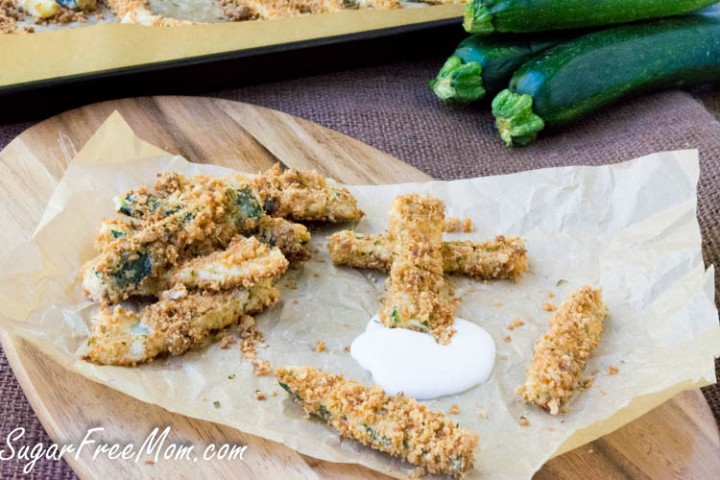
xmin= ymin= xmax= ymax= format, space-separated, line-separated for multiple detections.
xmin=0 ymin=5 xmax=463 ymax=89
xmin=0 ymin=112 xmax=718 ymax=479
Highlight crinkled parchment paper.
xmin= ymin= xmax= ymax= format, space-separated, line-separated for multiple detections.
xmin=0 ymin=113 xmax=719 ymax=479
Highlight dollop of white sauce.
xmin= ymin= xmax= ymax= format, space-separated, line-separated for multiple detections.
xmin=351 ymin=315 xmax=496 ymax=400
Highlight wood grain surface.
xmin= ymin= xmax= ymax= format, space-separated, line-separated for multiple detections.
xmin=0 ymin=96 xmax=718 ymax=479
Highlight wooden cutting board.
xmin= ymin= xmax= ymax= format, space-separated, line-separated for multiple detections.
xmin=0 ymin=96 xmax=718 ymax=479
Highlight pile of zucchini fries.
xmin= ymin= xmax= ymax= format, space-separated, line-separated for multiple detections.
xmin=431 ymin=0 xmax=720 ymax=145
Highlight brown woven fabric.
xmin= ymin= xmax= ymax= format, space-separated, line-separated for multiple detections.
xmin=1 ymin=55 xmax=719 ymax=478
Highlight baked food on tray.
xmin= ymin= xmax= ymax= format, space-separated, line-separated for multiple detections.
xmin=0 ymin=0 xmax=466 ymax=34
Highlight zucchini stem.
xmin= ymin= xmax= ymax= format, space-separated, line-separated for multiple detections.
xmin=491 ymin=90 xmax=545 ymax=146
xmin=430 ymin=56 xmax=486 ymax=104
xmin=463 ymin=2 xmax=494 ymax=34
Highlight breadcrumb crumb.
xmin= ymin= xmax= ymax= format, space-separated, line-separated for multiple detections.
xmin=255 ymin=390 xmax=267 ymax=401
xmin=503 ymin=334 xmax=512 ymax=343
xmin=449 ymin=404 xmax=460 ymax=415
xmin=608 ymin=365 xmax=619 ymax=375
xmin=518 ymin=416 xmax=530 ymax=427
xmin=314 ymin=340 xmax=327 ymax=353
xmin=217 ymin=332 xmax=236 ymax=349
xmin=542 ymin=302 xmax=556 ymax=312
xmin=444 ymin=217 xmax=475 ymax=233
xmin=252 ymin=359 xmax=272 ymax=376
xmin=507 ymin=318 xmax=525 ymax=330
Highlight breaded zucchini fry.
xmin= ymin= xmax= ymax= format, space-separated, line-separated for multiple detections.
xmin=328 ymin=231 xmax=527 ymax=280
xmin=113 ymin=172 xmax=311 ymax=260
xmin=517 ymin=286 xmax=608 ymax=415
xmin=118 ymin=165 xmax=363 ymax=225
xmin=252 ymin=164 xmax=364 ymax=223
xmin=84 ymin=280 xmax=279 ymax=366
xmin=276 ymin=366 xmax=478 ymax=478
xmin=166 ymin=237 xmax=288 ymax=291
xmin=116 ymin=174 xmax=264 ymax=234
xmin=379 ymin=194 xmax=458 ymax=344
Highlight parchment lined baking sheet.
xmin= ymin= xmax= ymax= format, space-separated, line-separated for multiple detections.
xmin=0 ymin=112 xmax=718 ymax=479
xmin=0 ymin=5 xmax=462 ymax=89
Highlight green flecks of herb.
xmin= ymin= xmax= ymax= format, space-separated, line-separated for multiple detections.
xmin=111 ymin=230 xmax=126 ymax=239
xmin=228 ymin=374 xmax=236 ymax=380
xmin=213 ymin=401 xmax=221 ymax=409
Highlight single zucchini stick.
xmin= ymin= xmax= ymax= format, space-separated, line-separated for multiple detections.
xmin=165 ymin=236 xmax=288 ymax=291
xmin=117 ymin=173 xmax=264 ymax=234
xmin=276 ymin=366 xmax=479 ymax=478
xmin=121 ymin=166 xmax=363 ymax=224
xmin=84 ymin=280 xmax=279 ymax=366
xmin=491 ymin=16 xmax=720 ymax=146
xmin=517 ymin=286 xmax=608 ymax=415
xmin=464 ymin=0 xmax=717 ymax=35
xmin=328 ymin=231 xmax=527 ymax=281
xmin=252 ymin=163 xmax=364 ymax=223
xmin=431 ymin=34 xmax=564 ymax=104
xmin=379 ymin=194 xmax=458 ymax=344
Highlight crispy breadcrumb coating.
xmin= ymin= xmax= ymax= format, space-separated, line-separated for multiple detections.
xmin=255 ymin=216 xmax=311 ymax=262
xmin=276 ymin=366 xmax=478 ymax=478
xmin=379 ymin=194 xmax=458 ymax=344
xmin=84 ymin=280 xmax=279 ymax=366
xmin=166 ymin=236 xmax=288 ymax=291
xmin=94 ymin=217 xmax=139 ymax=252
xmin=252 ymin=164 xmax=363 ymax=223
xmin=327 ymin=231 xmax=527 ymax=281
xmin=444 ymin=217 xmax=475 ymax=233
xmin=517 ymin=286 xmax=608 ymax=415
xmin=119 ymin=165 xmax=362 ymax=225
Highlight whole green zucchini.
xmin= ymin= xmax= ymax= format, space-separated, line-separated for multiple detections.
xmin=491 ymin=16 xmax=720 ymax=146
xmin=430 ymin=34 xmax=565 ymax=104
xmin=464 ymin=0 xmax=719 ymax=34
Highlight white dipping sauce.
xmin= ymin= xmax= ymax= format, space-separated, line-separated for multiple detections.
xmin=351 ymin=315 xmax=496 ymax=400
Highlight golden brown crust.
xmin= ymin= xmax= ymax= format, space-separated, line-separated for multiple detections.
xmin=444 ymin=217 xmax=475 ymax=233
xmin=276 ymin=366 xmax=478 ymax=478
xmin=256 ymin=216 xmax=312 ymax=262
xmin=166 ymin=236 xmax=288 ymax=291
xmin=516 ymin=286 xmax=608 ymax=415
xmin=379 ymin=194 xmax=457 ymax=344
xmin=252 ymin=163 xmax=364 ymax=223
xmin=84 ymin=280 xmax=279 ymax=366
xmin=328 ymin=231 xmax=528 ymax=281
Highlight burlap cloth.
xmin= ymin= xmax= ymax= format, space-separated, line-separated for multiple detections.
xmin=1 ymin=55 xmax=719 ymax=478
